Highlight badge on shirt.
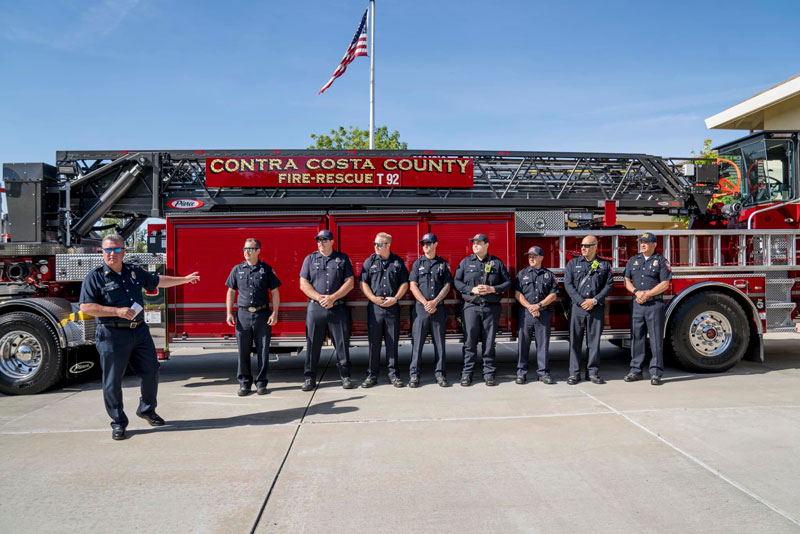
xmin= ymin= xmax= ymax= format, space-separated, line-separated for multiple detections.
xmin=131 ymin=271 xmax=136 ymax=280
xmin=484 ymin=264 xmax=492 ymax=273
xmin=633 ymin=260 xmax=639 ymax=266
xmin=653 ymin=260 xmax=658 ymax=267
xmin=419 ymin=266 xmax=425 ymax=271
xmin=523 ymin=276 xmax=530 ymax=280
xmin=545 ymin=272 xmax=551 ymax=280
xmin=393 ymin=260 xmax=400 ymax=268
xmin=335 ymin=257 xmax=341 ymax=263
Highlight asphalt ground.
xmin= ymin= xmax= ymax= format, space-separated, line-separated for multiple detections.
xmin=1 ymin=336 xmax=799 ymax=534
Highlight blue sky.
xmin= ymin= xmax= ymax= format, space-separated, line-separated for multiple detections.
xmin=2 ymin=0 xmax=799 ymax=170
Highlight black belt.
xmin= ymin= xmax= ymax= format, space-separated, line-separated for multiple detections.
xmin=103 ymin=320 xmax=143 ymax=329
xmin=310 ymin=298 xmax=345 ymax=307
xmin=239 ymin=304 xmax=269 ymax=313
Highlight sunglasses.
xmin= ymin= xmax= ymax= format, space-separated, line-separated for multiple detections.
xmin=580 ymin=243 xmax=597 ymax=248
xmin=243 ymin=247 xmax=259 ymax=252
xmin=316 ymin=238 xmax=331 ymax=243
xmin=421 ymin=241 xmax=433 ymax=246
xmin=373 ymin=242 xmax=388 ymax=248
xmin=103 ymin=247 xmax=123 ymax=254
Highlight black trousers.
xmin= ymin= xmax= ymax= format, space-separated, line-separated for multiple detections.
xmin=96 ymin=323 xmax=159 ymax=429
xmin=461 ymin=303 xmax=501 ymax=378
xmin=409 ymin=303 xmax=447 ymax=379
xmin=304 ymin=302 xmax=351 ymax=380
xmin=517 ymin=308 xmax=553 ymax=376
xmin=366 ymin=302 xmax=401 ymax=380
xmin=236 ymin=308 xmax=272 ymax=388
xmin=630 ymin=299 xmax=665 ymax=377
xmin=568 ymin=304 xmax=605 ymax=377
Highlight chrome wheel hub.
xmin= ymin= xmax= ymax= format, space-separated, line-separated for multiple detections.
xmin=0 ymin=331 xmax=43 ymax=381
xmin=689 ymin=312 xmax=732 ymax=357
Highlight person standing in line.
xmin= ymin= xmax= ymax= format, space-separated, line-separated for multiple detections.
xmin=514 ymin=246 xmax=558 ymax=385
xmin=454 ymin=233 xmax=511 ymax=387
xmin=623 ymin=232 xmax=671 ymax=386
xmin=563 ymin=235 xmax=613 ymax=385
xmin=408 ymin=233 xmax=452 ymax=388
xmin=225 ymin=238 xmax=281 ymax=396
xmin=359 ymin=232 xmax=409 ymax=388
xmin=299 ymin=230 xmax=355 ymax=391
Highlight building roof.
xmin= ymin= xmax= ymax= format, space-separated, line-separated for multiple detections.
xmin=705 ymin=73 xmax=800 ymax=130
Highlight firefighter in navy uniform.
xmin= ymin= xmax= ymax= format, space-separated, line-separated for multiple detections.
xmin=299 ymin=229 xmax=355 ymax=391
xmin=79 ymin=234 xmax=199 ymax=441
xmin=454 ymin=233 xmax=511 ymax=387
xmin=564 ymin=235 xmax=613 ymax=385
xmin=514 ymin=246 xmax=558 ymax=385
xmin=225 ymin=238 xmax=281 ymax=397
xmin=359 ymin=232 xmax=409 ymax=388
xmin=408 ymin=233 xmax=453 ymax=388
xmin=623 ymin=232 xmax=672 ymax=386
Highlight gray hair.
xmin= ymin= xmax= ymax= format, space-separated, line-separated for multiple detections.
xmin=102 ymin=234 xmax=125 ymax=246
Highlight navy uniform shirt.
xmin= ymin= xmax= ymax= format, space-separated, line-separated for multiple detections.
xmin=564 ymin=256 xmax=614 ymax=305
xmin=454 ymin=254 xmax=511 ymax=304
xmin=79 ymin=262 xmax=160 ymax=324
xmin=225 ymin=260 xmax=281 ymax=308
xmin=514 ymin=266 xmax=558 ymax=309
xmin=360 ymin=253 xmax=409 ymax=297
xmin=299 ymin=250 xmax=354 ymax=295
xmin=623 ymin=253 xmax=671 ymax=294
xmin=409 ymin=255 xmax=453 ymax=301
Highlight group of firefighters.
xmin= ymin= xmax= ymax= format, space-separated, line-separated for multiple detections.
xmin=79 ymin=229 xmax=671 ymax=440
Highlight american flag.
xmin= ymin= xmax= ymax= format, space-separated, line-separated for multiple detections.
xmin=318 ymin=9 xmax=369 ymax=95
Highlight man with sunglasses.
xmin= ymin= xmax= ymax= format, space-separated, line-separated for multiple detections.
xmin=408 ymin=233 xmax=452 ymax=387
xmin=454 ymin=233 xmax=511 ymax=387
xmin=359 ymin=232 xmax=409 ymax=388
xmin=564 ymin=235 xmax=613 ymax=385
xmin=623 ymin=232 xmax=671 ymax=386
xmin=79 ymin=234 xmax=200 ymax=441
xmin=225 ymin=238 xmax=281 ymax=396
xmin=299 ymin=229 xmax=355 ymax=391
xmin=514 ymin=246 xmax=558 ymax=385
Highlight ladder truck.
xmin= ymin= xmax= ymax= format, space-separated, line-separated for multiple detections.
xmin=1 ymin=130 xmax=798 ymax=395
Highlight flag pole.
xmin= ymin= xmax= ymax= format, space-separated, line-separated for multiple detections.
xmin=369 ymin=0 xmax=375 ymax=149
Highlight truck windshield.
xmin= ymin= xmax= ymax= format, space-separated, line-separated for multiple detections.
xmin=718 ymin=139 xmax=795 ymax=207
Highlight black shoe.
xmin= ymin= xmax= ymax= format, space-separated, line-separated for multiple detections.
xmin=567 ymin=375 xmax=579 ymax=385
xmin=391 ymin=378 xmax=405 ymax=388
xmin=515 ymin=375 xmax=527 ymax=385
xmin=409 ymin=376 xmax=420 ymax=388
xmin=539 ymin=374 xmax=555 ymax=385
xmin=437 ymin=377 xmax=450 ymax=388
xmin=237 ymin=386 xmax=252 ymax=397
xmin=112 ymin=427 xmax=126 ymax=441
xmin=361 ymin=377 xmax=377 ymax=388
xmin=624 ymin=373 xmax=643 ymax=382
xmin=301 ymin=379 xmax=316 ymax=392
xmin=460 ymin=376 xmax=472 ymax=387
xmin=342 ymin=377 xmax=354 ymax=389
xmin=256 ymin=386 xmax=268 ymax=395
xmin=589 ymin=375 xmax=605 ymax=385
xmin=485 ymin=375 xmax=496 ymax=387
xmin=651 ymin=376 xmax=663 ymax=386
xmin=136 ymin=410 xmax=165 ymax=426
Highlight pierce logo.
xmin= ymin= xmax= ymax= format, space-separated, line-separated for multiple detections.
xmin=167 ymin=199 xmax=204 ymax=209
xmin=69 ymin=361 xmax=95 ymax=374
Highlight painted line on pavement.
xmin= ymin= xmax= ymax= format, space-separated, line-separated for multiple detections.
xmin=579 ymin=388 xmax=800 ymax=528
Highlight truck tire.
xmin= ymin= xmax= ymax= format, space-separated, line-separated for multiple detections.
xmin=668 ymin=292 xmax=749 ymax=373
xmin=0 ymin=312 xmax=64 ymax=395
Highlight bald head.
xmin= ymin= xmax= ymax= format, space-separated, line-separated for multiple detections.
xmin=580 ymin=235 xmax=599 ymax=260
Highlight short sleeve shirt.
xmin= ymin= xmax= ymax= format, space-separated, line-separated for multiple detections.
xmin=79 ymin=262 xmax=160 ymax=324
xmin=623 ymin=253 xmax=671 ymax=291
xmin=225 ymin=260 xmax=281 ymax=308
xmin=409 ymin=255 xmax=452 ymax=301
xmin=299 ymin=250 xmax=354 ymax=295
xmin=359 ymin=253 xmax=409 ymax=297
xmin=514 ymin=266 xmax=558 ymax=308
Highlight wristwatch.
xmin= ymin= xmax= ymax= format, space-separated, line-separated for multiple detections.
xmin=592 ymin=298 xmax=598 ymax=305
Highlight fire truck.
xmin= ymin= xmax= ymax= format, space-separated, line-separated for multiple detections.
xmin=1 ymin=130 xmax=799 ymax=395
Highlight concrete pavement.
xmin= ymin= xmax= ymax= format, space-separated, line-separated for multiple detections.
xmin=1 ymin=338 xmax=799 ymax=533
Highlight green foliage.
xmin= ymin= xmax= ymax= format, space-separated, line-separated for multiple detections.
xmin=99 ymin=218 xmax=146 ymax=252
xmin=309 ymin=126 xmax=407 ymax=150
xmin=691 ymin=138 xmax=717 ymax=165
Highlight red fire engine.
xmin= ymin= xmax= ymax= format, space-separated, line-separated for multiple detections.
xmin=1 ymin=131 xmax=798 ymax=395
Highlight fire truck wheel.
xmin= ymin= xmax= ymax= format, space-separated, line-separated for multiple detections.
xmin=669 ymin=292 xmax=749 ymax=373
xmin=0 ymin=312 xmax=64 ymax=395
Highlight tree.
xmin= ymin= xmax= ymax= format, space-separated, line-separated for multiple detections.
xmin=309 ymin=126 xmax=407 ymax=150
xmin=691 ymin=138 xmax=717 ymax=165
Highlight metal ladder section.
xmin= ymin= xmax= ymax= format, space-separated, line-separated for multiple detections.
xmin=531 ymin=225 xmax=800 ymax=332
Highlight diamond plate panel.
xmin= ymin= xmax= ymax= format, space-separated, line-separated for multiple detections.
xmin=515 ymin=211 xmax=565 ymax=233
xmin=55 ymin=253 xmax=167 ymax=281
